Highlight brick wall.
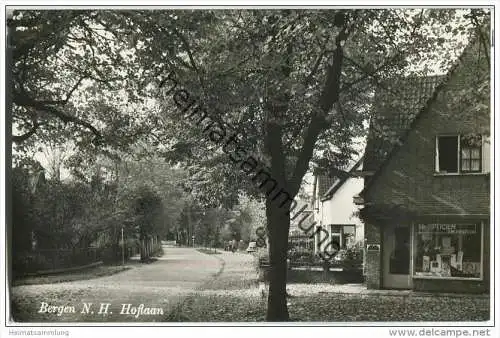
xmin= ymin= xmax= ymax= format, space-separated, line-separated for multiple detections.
xmin=413 ymin=279 xmax=486 ymax=294
xmin=365 ymin=35 xmax=490 ymax=216
xmin=364 ymin=222 xmax=382 ymax=288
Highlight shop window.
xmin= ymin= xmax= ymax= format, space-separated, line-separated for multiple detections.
xmin=436 ymin=135 xmax=483 ymax=174
xmin=414 ymin=222 xmax=482 ymax=279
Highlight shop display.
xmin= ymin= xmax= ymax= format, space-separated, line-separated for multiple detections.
xmin=430 ymin=260 xmax=440 ymax=273
xmin=414 ymin=223 xmax=481 ymax=279
xmin=422 ymin=255 xmax=430 ymax=272
xmin=450 ymin=254 xmax=457 ymax=268
xmin=457 ymin=251 xmax=463 ymax=271
xmin=441 ymin=256 xmax=451 ymax=277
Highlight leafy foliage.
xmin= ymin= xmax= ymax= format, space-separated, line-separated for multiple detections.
xmin=8 ymin=8 xmax=490 ymax=320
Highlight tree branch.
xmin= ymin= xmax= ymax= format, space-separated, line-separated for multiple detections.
xmin=12 ymin=120 xmax=44 ymax=143
xmin=289 ymin=39 xmax=345 ymax=196
xmin=470 ymin=13 xmax=490 ymax=67
xmin=343 ymin=55 xmax=401 ymax=95
xmin=37 ymin=76 xmax=87 ymax=105
xmin=303 ymin=39 xmax=328 ymax=88
xmin=340 ymin=52 xmax=402 ymax=93
xmin=55 ymin=55 xmax=122 ymax=87
xmin=287 ymin=16 xmax=358 ymax=196
xmin=13 ymin=91 xmax=102 ymax=139
xmin=173 ymin=28 xmax=207 ymax=93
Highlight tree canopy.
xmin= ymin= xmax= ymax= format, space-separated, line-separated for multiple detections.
xmin=8 ymin=8 xmax=490 ymax=321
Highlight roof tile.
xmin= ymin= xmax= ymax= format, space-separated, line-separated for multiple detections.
xmin=363 ymin=75 xmax=446 ymax=174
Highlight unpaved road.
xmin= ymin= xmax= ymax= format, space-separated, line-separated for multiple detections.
xmin=10 ymin=247 xmax=230 ymax=322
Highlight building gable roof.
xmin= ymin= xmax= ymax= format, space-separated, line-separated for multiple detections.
xmin=362 ymin=75 xmax=446 ymax=175
xmin=320 ymin=156 xmax=364 ymax=202
xmin=360 ymin=76 xmax=452 ymax=197
xmin=360 ymin=31 xmax=485 ymax=198
xmin=317 ymin=174 xmax=337 ymax=198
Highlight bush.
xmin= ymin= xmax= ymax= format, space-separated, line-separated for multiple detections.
xmin=70 ymin=248 xmax=101 ymax=266
xmin=330 ymin=246 xmax=364 ymax=271
xmin=101 ymin=246 xmax=120 ymax=264
xmin=288 ymin=247 xmax=317 ymax=265
xmin=13 ymin=253 xmax=50 ymax=274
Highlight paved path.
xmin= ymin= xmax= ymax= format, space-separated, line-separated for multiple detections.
xmin=10 ymin=246 xmax=224 ymax=322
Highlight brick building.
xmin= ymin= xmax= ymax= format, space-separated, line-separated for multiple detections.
xmin=355 ymin=31 xmax=491 ymax=293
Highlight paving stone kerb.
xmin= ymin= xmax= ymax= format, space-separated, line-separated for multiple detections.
xmin=158 ymin=71 xmax=341 ymax=261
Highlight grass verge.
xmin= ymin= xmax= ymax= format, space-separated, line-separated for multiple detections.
xmin=12 ymin=264 xmax=131 ymax=286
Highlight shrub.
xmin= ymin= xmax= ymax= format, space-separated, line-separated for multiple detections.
xmin=70 ymin=248 xmax=101 ymax=266
xmin=331 ymin=246 xmax=364 ymax=271
xmin=13 ymin=253 xmax=50 ymax=274
xmin=101 ymin=246 xmax=120 ymax=264
xmin=288 ymin=247 xmax=317 ymax=265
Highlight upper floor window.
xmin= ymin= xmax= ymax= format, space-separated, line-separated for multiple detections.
xmin=436 ymin=134 xmax=487 ymax=174
xmin=460 ymin=135 xmax=482 ymax=172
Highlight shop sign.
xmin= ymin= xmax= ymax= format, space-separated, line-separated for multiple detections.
xmin=416 ymin=223 xmax=477 ymax=235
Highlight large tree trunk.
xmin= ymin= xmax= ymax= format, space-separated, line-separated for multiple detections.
xmin=265 ymin=197 xmax=291 ymax=321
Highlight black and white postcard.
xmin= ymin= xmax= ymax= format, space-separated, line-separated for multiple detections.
xmin=1 ymin=2 xmax=497 ymax=338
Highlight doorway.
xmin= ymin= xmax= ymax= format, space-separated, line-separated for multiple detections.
xmin=383 ymin=225 xmax=412 ymax=289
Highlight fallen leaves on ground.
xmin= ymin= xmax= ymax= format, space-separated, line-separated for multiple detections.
xmin=169 ymin=252 xmax=489 ymax=322
xmin=288 ymin=293 xmax=489 ymax=322
xmin=165 ymin=294 xmax=267 ymax=322
xmin=169 ymin=288 xmax=489 ymax=322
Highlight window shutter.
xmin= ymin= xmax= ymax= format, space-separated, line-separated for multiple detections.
xmin=482 ymin=135 xmax=490 ymax=173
